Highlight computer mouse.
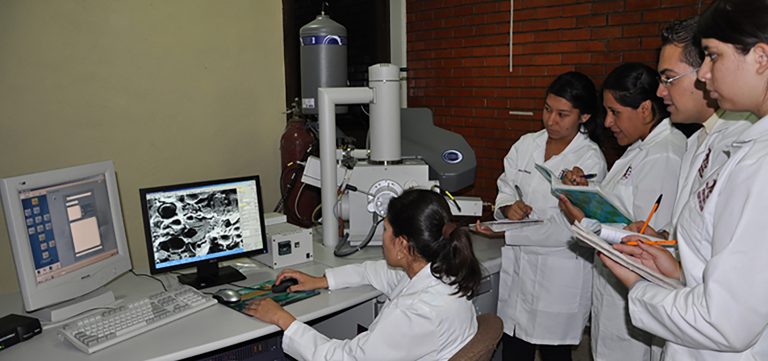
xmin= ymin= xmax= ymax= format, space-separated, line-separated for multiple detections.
xmin=212 ymin=289 xmax=241 ymax=304
xmin=271 ymin=278 xmax=299 ymax=293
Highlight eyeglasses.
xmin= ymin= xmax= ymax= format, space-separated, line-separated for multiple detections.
xmin=659 ymin=67 xmax=699 ymax=87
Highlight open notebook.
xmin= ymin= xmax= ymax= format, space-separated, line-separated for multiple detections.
xmin=535 ymin=163 xmax=631 ymax=224
xmin=571 ymin=221 xmax=683 ymax=289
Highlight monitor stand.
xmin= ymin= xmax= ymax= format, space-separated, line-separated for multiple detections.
xmin=177 ymin=262 xmax=246 ymax=289
xmin=32 ymin=288 xmax=116 ymax=323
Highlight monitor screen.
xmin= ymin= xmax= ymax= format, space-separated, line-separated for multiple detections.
xmin=139 ymin=175 xmax=267 ymax=288
xmin=0 ymin=161 xmax=131 ymax=320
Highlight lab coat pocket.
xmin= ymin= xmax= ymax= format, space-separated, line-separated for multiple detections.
xmin=532 ymin=254 xmax=586 ymax=313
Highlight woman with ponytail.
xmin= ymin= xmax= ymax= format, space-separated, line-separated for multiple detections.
xmin=246 ymin=189 xmax=482 ymax=361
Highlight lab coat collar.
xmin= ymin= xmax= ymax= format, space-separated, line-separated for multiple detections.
xmin=733 ymin=114 xmax=768 ymax=145
xmin=531 ymin=128 xmax=593 ymax=163
xmin=402 ymin=262 xmax=448 ymax=295
xmin=701 ymin=110 xmax=722 ymax=135
xmin=626 ymin=118 xmax=674 ymax=152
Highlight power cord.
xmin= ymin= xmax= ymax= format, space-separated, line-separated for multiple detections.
xmin=130 ymin=269 xmax=168 ymax=292
xmin=334 ymin=213 xmax=383 ymax=257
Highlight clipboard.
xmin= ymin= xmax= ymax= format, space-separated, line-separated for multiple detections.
xmin=470 ymin=219 xmax=543 ymax=232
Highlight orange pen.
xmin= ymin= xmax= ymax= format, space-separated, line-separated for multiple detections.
xmin=624 ymin=240 xmax=677 ymax=246
xmin=639 ymin=194 xmax=663 ymax=234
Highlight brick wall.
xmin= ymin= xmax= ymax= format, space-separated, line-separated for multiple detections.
xmin=406 ymin=0 xmax=710 ymax=212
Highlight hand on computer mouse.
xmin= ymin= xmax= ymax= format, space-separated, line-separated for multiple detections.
xmin=271 ymin=277 xmax=299 ymax=293
xmin=274 ymin=269 xmax=328 ymax=292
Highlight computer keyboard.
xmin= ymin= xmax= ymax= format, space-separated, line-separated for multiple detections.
xmin=58 ymin=285 xmax=217 ymax=354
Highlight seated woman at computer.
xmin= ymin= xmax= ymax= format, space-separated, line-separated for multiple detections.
xmin=245 ymin=189 xmax=483 ymax=361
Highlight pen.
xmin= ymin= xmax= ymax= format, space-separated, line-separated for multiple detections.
xmin=625 ymin=240 xmax=677 ymax=246
xmin=514 ymin=185 xmax=525 ymax=203
xmin=639 ymin=194 xmax=663 ymax=234
xmin=580 ymin=173 xmax=597 ymax=180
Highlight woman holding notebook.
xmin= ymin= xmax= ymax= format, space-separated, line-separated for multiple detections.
xmin=559 ymin=63 xmax=686 ymax=361
xmin=476 ymin=72 xmax=608 ymax=361
xmin=601 ymin=1 xmax=768 ymax=359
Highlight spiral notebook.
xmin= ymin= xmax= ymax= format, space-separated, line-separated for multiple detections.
xmin=571 ymin=221 xmax=683 ymax=289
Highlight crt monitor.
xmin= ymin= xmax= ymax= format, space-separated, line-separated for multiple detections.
xmin=139 ymin=175 xmax=268 ymax=289
xmin=0 ymin=161 xmax=132 ymax=322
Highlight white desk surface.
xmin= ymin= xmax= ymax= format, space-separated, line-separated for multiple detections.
xmin=0 ymin=231 xmax=502 ymax=361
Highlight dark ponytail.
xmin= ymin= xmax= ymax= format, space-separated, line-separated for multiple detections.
xmin=387 ymin=189 xmax=482 ymax=299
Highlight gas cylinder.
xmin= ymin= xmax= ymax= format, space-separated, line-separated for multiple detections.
xmin=299 ymin=13 xmax=348 ymax=114
xmin=279 ymin=110 xmax=319 ymax=227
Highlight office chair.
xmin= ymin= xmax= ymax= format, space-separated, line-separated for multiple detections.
xmin=449 ymin=313 xmax=503 ymax=361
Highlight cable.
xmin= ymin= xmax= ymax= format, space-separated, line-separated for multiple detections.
xmin=130 ymin=269 xmax=168 ymax=292
xmin=334 ymin=213 xmax=383 ymax=257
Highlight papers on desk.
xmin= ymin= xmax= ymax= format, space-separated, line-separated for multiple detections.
xmin=471 ymin=219 xmax=543 ymax=232
xmin=571 ymin=221 xmax=683 ymax=289
xmin=535 ymin=163 xmax=632 ymax=224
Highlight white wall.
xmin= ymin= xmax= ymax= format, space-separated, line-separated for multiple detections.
xmin=0 ymin=0 xmax=286 ymax=294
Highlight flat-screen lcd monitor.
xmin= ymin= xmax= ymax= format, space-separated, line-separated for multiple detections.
xmin=0 ymin=161 xmax=132 ymax=322
xmin=139 ymin=175 xmax=268 ymax=289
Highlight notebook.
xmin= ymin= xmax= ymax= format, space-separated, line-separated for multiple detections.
xmin=470 ymin=219 xmax=543 ymax=232
xmin=535 ymin=163 xmax=631 ymax=224
xmin=571 ymin=221 xmax=683 ymax=289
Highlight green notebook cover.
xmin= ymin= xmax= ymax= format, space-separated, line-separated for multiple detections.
xmin=535 ymin=163 xmax=631 ymax=224
xmin=552 ymin=187 xmax=631 ymax=224
xmin=224 ymin=279 xmax=320 ymax=314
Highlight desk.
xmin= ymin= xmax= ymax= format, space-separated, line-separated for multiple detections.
xmin=0 ymin=233 xmax=503 ymax=360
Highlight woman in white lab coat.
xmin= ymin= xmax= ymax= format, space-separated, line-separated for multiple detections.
xmin=479 ymin=72 xmax=608 ymax=361
xmin=246 ymin=189 xmax=482 ymax=361
xmin=559 ymin=63 xmax=686 ymax=361
xmin=602 ymin=1 xmax=768 ymax=359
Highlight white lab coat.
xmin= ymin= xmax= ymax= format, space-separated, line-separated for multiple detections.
xmin=494 ymin=129 xmax=607 ymax=344
xmin=590 ymin=119 xmax=686 ymax=361
xmin=628 ymin=115 xmax=768 ymax=360
xmin=668 ymin=111 xmax=751 ymax=231
xmin=282 ymin=260 xmax=477 ymax=361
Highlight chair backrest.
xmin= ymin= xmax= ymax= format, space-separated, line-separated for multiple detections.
xmin=449 ymin=313 xmax=504 ymax=361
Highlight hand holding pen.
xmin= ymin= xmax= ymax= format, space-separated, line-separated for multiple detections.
xmin=560 ymin=166 xmax=595 ymax=186
xmin=609 ymin=238 xmax=682 ymax=283
xmin=503 ymin=185 xmax=532 ymax=220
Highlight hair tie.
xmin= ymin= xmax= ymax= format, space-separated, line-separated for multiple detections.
xmin=442 ymin=222 xmax=457 ymax=240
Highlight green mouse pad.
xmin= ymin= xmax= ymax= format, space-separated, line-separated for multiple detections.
xmin=225 ymin=279 xmax=320 ymax=314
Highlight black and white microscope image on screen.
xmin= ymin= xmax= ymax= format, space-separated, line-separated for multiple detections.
xmin=147 ymin=189 xmax=243 ymax=263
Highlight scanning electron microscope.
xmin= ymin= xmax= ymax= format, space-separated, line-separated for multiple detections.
xmin=301 ymin=63 xmax=483 ymax=249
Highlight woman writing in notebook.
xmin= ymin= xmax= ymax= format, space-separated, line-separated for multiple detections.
xmin=558 ymin=63 xmax=686 ymax=361
xmin=602 ymin=0 xmax=768 ymax=359
xmin=476 ymin=72 xmax=608 ymax=361
xmin=246 ymin=189 xmax=482 ymax=361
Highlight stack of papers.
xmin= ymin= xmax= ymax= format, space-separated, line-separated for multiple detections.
xmin=571 ymin=221 xmax=683 ymax=289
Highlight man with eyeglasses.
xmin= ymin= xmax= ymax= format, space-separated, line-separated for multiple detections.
xmin=623 ymin=17 xmax=755 ymax=359
xmin=626 ymin=17 xmax=754 ymax=240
